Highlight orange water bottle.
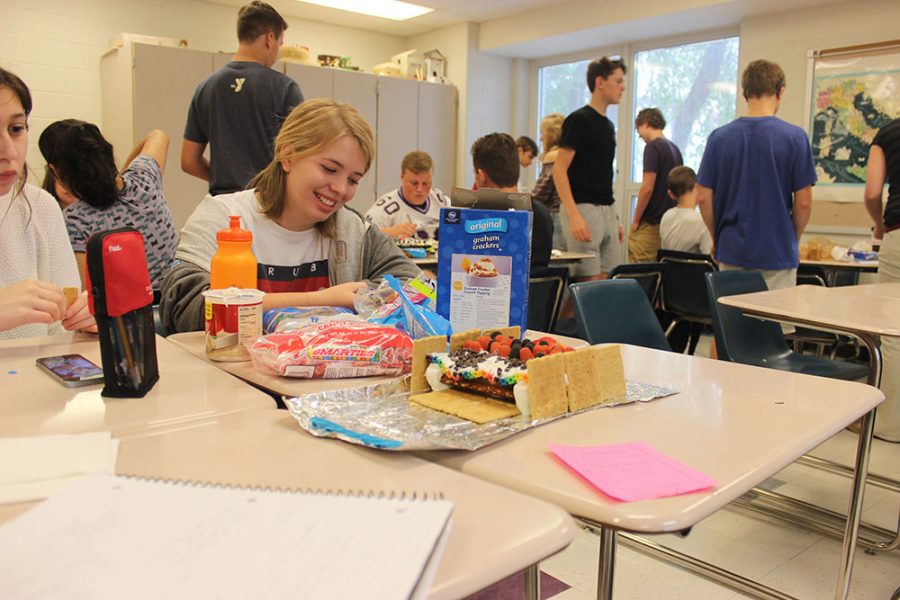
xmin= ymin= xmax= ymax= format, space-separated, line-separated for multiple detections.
xmin=210 ymin=215 xmax=257 ymax=289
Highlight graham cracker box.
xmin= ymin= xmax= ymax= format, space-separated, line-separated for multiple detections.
xmin=436 ymin=207 xmax=532 ymax=334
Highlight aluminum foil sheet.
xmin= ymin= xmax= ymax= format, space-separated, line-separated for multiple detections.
xmin=285 ymin=378 xmax=678 ymax=451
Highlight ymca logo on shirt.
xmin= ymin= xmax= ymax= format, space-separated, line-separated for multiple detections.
xmin=231 ymin=78 xmax=246 ymax=93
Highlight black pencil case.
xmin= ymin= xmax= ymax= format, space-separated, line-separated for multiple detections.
xmin=86 ymin=227 xmax=159 ymax=398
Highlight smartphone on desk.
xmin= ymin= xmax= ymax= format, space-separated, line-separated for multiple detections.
xmin=36 ymin=354 xmax=104 ymax=387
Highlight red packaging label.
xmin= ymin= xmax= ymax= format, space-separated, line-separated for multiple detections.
xmin=87 ymin=231 xmax=153 ymax=317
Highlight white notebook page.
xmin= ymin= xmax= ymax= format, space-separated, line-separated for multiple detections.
xmin=0 ymin=474 xmax=453 ymax=599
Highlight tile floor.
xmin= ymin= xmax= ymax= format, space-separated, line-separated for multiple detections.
xmin=539 ymin=338 xmax=900 ymax=599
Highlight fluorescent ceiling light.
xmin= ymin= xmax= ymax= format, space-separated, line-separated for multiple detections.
xmin=295 ymin=0 xmax=433 ymax=20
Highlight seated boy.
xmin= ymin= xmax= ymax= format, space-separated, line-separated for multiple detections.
xmin=365 ymin=150 xmax=449 ymax=240
xmin=473 ymin=133 xmax=552 ymax=270
xmin=659 ymin=166 xmax=712 ymax=255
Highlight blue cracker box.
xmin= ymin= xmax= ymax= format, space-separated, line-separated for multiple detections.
xmin=436 ymin=207 xmax=532 ymax=334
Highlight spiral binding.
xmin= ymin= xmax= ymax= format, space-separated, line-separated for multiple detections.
xmin=119 ymin=474 xmax=445 ymax=500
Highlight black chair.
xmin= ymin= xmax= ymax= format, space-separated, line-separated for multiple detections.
xmin=657 ymin=250 xmax=717 ymax=354
xmin=608 ymin=262 xmax=665 ymax=306
xmin=832 ymin=269 xmax=860 ymax=287
xmin=796 ymin=264 xmax=829 ymax=287
xmin=528 ymin=266 xmax=569 ymax=333
xmin=705 ymin=270 xmax=867 ymax=381
xmin=569 ymin=279 xmax=671 ymax=351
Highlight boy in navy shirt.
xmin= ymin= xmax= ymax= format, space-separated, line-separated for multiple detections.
xmin=696 ymin=59 xmax=815 ymax=292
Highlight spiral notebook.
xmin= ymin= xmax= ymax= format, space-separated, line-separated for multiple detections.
xmin=0 ymin=474 xmax=453 ymax=599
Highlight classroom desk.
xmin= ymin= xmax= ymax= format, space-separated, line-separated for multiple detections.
xmin=112 ymin=409 xmax=577 ymax=600
xmin=166 ymin=330 xmax=588 ymax=399
xmin=0 ymin=333 xmax=276 ymax=438
xmin=719 ymin=282 xmax=900 ymax=388
xmin=800 ymin=258 xmax=879 ymax=274
xmin=719 ymin=282 xmax=900 ymax=553
xmin=413 ymin=249 xmax=596 ymax=269
xmin=423 ymin=345 xmax=884 ymax=599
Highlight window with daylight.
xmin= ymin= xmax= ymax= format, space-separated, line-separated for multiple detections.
xmin=537 ymin=58 xmax=619 ymax=155
xmin=630 ymin=37 xmax=740 ymax=181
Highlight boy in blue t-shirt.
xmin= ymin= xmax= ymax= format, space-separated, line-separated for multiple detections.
xmin=696 ymin=59 xmax=816 ymax=291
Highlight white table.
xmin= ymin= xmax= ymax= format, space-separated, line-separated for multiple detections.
xmin=719 ymin=282 xmax=900 ymax=388
xmin=413 ymin=249 xmax=596 ymax=269
xmin=0 ymin=333 xmax=276 ymax=438
xmin=719 ymin=282 xmax=900 ymax=554
xmin=112 ymin=409 xmax=578 ymax=600
xmin=423 ymin=344 xmax=884 ymax=599
xmin=800 ymin=258 xmax=879 ymax=277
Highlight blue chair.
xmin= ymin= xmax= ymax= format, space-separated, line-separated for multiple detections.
xmin=705 ymin=271 xmax=867 ymax=381
xmin=570 ymin=279 xmax=672 ymax=351
xmin=832 ymin=269 xmax=860 ymax=287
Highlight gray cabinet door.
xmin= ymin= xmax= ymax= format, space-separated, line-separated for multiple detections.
xmin=133 ymin=44 xmax=213 ymax=230
xmin=375 ymin=76 xmax=419 ymax=200
xmin=285 ymin=63 xmax=334 ymax=101
xmin=417 ymin=81 xmax=457 ymax=196
xmin=334 ymin=70 xmax=377 ymax=214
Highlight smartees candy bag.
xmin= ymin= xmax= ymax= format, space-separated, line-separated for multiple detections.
xmin=248 ymin=321 xmax=413 ymax=379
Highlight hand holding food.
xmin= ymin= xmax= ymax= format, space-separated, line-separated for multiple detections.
xmin=0 ymin=279 xmax=67 ymax=333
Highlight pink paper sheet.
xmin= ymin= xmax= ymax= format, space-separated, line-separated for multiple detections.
xmin=549 ymin=442 xmax=716 ymax=502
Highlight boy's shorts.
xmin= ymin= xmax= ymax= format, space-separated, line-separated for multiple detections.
xmin=560 ymin=204 xmax=622 ymax=277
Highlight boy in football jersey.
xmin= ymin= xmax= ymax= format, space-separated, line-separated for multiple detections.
xmin=365 ymin=151 xmax=450 ymax=240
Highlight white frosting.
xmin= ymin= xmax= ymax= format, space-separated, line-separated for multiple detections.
xmin=425 ymin=363 xmax=451 ymax=391
xmin=468 ymin=258 xmax=498 ymax=277
xmin=513 ymin=382 xmax=530 ymax=417
xmin=432 ymin=351 xmax=527 ymax=384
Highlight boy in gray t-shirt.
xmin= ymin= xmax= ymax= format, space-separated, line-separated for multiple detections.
xmin=660 ymin=166 xmax=712 ymax=255
xmin=182 ymin=2 xmax=303 ymax=195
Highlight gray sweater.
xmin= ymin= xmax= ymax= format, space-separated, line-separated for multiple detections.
xmin=159 ymin=193 xmax=420 ymax=335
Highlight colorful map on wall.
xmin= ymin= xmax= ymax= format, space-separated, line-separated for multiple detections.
xmin=809 ymin=52 xmax=900 ymax=201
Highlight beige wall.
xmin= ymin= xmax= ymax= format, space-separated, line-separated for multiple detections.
xmin=410 ymin=22 xmax=516 ymax=188
xmin=739 ymin=0 xmax=900 ymax=231
xmin=409 ymin=22 xmax=471 ymax=187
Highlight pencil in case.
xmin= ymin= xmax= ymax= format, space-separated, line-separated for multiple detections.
xmin=86 ymin=227 xmax=159 ymax=397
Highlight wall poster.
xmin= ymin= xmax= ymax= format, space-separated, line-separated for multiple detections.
xmin=806 ymin=41 xmax=900 ymax=202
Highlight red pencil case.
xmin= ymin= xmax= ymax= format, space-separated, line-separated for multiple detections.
xmin=86 ymin=228 xmax=159 ymax=397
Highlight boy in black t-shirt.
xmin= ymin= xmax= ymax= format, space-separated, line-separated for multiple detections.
xmin=553 ymin=57 xmax=626 ymax=281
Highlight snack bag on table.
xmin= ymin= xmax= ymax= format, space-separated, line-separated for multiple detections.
xmin=249 ymin=321 xmax=414 ymax=379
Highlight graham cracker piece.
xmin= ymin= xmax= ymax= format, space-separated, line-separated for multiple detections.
xmin=482 ymin=326 xmax=521 ymax=340
xmin=449 ymin=329 xmax=481 ymax=352
xmin=63 ymin=287 xmax=79 ymax=308
xmin=565 ymin=345 xmax=627 ymax=412
xmin=411 ymin=389 xmax=520 ymax=424
xmin=527 ymin=353 xmax=568 ymax=420
xmin=410 ymin=335 xmax=448 ymax=395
